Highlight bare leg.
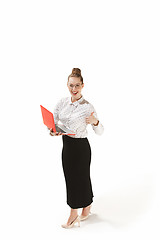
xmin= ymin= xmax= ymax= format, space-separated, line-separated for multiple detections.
xmin=81 ymin=204 xmax=91 ymax=216
xmin=67 ymin=208 xmax=78 ymax=225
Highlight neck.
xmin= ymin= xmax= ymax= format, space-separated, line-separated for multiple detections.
xmin=71 ymin=94 xmax=82 ymax=103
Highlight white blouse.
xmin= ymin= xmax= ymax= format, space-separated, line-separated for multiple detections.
xmin=52 ymin=94 xmax=104 ymax=138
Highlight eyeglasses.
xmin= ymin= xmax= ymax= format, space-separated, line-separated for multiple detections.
xmin=68 ymin=83 xmax=82 ymax=89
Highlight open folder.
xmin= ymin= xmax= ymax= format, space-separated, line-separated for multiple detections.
xmin=40 ymin=105 xmax=76 ymax=135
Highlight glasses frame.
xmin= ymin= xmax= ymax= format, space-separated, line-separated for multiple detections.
xmin=68 ymin=83 xmax=83 ymax=89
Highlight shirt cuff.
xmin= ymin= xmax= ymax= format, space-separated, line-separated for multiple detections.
xmin=91 ymin=121 xmax=104 ymax=135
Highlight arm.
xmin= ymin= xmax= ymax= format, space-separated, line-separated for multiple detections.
xmin=87 ymin=104 xmax=104 ymax=135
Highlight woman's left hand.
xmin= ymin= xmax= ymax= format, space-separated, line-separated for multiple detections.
xmin=86 ymin=112 xmax=98 ymax=125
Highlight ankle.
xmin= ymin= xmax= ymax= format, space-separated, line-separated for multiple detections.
xmin=82 ymin=209 xmax=89 ymax=216
xmin=69 ymin=213 xmax=78 ymax=218
xmin=69 ymin=210 xmax=78 ymax=219
xmin=81 ymin=205 xmax=91 ymax=216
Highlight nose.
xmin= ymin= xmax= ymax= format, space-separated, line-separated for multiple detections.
xmin=72 ymin=86 xmax=77 ymax=91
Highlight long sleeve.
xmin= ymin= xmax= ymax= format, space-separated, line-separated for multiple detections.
xmin=47 ymin=95 xmax=104 ymax=138
xmin=53 ymin=98 xmax=63 ymax=125
xmin=89 ymin=104 xmax=104 ymax=135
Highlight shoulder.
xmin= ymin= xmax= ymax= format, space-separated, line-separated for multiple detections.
xmin=83 ymin=98 xmax=95 ymax=110
xmin=60 ymin=96 xmax=68 ymax=103
xmin=80 ymin=97 xmax=96 ymax=112
xmin=54 ymin=97 xmax=68 ymax=109
xmin=57 ymin=96 xmax=68 ymax=104
xmin=88 ymin=103 xmax=96 ymax=113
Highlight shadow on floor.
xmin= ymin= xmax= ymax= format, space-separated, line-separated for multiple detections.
xmin=82 ymin=177 xmax=154 ymax=228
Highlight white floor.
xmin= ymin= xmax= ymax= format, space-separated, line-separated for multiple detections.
xmin=1 ymin=140 xmax=159 ymax=240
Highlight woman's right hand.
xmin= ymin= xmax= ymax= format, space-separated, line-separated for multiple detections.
xmin=49 ymin=128 xmax=63 ymax=136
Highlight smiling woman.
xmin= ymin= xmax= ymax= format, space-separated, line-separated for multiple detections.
xmin=49 ymin=68 xmax=104 ymax=228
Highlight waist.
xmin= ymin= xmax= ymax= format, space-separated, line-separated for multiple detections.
xmin=62 ymin=134 xmax=87 ymax=141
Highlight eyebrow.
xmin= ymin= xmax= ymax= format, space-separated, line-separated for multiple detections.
xmin=69 ymin=83 xmax=81 ymax=85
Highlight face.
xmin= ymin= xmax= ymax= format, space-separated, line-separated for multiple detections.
xmin=67 ymin=77 xmax=84 ymax=101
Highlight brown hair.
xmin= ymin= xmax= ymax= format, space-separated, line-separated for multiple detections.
xmin=68 ymin=68 xmax=83 ymax=84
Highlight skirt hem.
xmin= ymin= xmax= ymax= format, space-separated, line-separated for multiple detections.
xmin=67 ymin=198 xmax=94 ymax=209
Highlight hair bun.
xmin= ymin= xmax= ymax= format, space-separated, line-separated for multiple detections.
xmin=72 ymin=68 xmax=81 ymax=76
xmin=68 ymin=67 xmax=83 ymax=83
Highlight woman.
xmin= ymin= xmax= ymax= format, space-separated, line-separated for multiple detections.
xmin=49 ymin=68 xmax=104 ymax=228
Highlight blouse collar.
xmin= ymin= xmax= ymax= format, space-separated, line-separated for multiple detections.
xmin=69 ymin=94 xmax=84 ymax=106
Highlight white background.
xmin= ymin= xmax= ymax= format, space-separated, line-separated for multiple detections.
xmin=0 ymin=0 xmax=160 ymax=239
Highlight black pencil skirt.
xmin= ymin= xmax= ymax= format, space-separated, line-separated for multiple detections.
xmin=61 ymin=135 xmax=94 ymax=209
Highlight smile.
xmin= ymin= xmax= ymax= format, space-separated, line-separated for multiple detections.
xmin=72 ymin=91 xmax=78 ymax=95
